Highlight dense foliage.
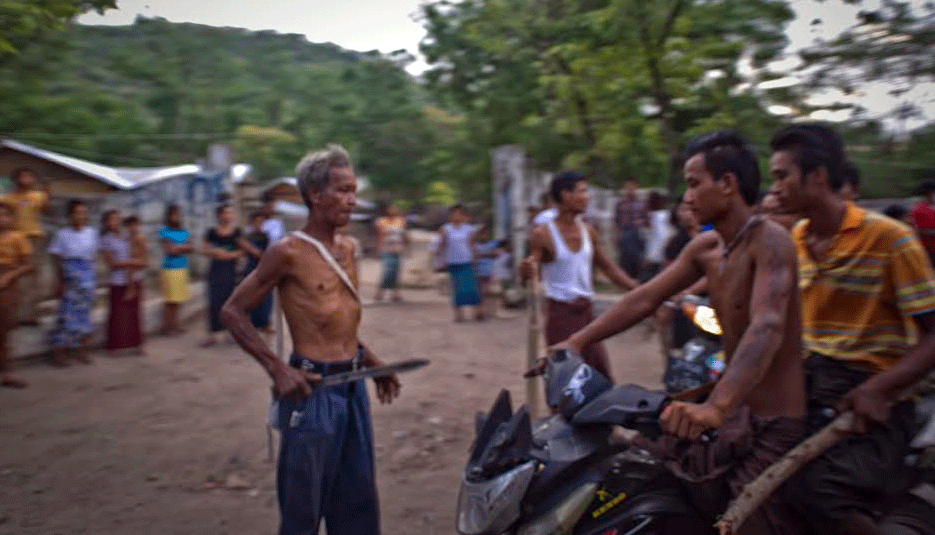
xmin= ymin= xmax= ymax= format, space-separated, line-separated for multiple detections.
xmin=0 ymin=2 xmax=933 ymax=204
xmin=420 ymin=0 xmax=935 ymax=197
xmin=0 ymin=16 xmax=481 ymax=204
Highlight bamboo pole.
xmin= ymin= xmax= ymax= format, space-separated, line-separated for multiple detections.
xmin=526 ymin=265 xmax=542 ymax=418
xmin=266 ymin=288 xmax=284 ymax=463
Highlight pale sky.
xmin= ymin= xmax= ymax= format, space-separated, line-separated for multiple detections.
xmin=78 ymin=0 xmax=431 ymax=73
xmin=78 ymin=0 xmax=933 ymax=128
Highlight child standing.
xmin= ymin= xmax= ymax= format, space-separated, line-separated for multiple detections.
xmin=473 ymin=226 xmax=499 ymax=321
xmin=123 ymin=216 xmax=147 ymax=302
xmin=0 ymin=202 xmax=33 ymax=387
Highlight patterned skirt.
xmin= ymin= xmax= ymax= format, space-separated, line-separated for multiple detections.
xmin=52 ymin=258 xmax=96 ymax=348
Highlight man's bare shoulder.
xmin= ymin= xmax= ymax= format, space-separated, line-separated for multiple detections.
xmin=684 ymin=229 xmax=722 ymax=256
xmin=751 ymin=219 xmax=797 ymax=259
xmin=529 ymin=224 xmax=551 ymax=245
xmin=336 ymin=234 xmax=357 ymax=259
xmin=267 ymin=235 xmax=301 ymax=264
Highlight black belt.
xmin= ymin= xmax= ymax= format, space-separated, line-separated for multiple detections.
xmin=289 ymin=353 xmax=362 ymax=376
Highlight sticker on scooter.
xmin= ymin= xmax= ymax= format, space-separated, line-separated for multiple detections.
xmin=564 ymin=365 xmax=592 ymax=404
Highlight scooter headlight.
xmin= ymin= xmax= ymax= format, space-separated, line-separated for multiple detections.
xmin=685 ymin=303 xmax=722 ymax=336
xmin=456 ymin=461 xmax=536 ymax=535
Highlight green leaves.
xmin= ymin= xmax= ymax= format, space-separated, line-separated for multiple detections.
xmin=0 ymin=0 xmax=115 ymax=57
xmin=421 ymin=0 xmax=796 ymax=193
xmin=0 ymin=16 xmax=477 ymax=203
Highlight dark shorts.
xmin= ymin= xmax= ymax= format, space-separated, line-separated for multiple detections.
xmin=784 ymin=354 xmax=919 ymax=522
xmin=276 ymin=353 xmax=380 ymax=535
xmin=636 ymin=406 xmax=807 ymax=535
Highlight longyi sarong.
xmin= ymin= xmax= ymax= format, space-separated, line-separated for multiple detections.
xmin=51 ymin=258 xmax=95 ymax=348
xmin=106 ymin=282 xmax=143 ymax=350
xmin=785 ymin=354 xmax=919 ymax=522
xmin=448 ymin=262 xmax=480 ymax=307
xmin=544 ymin=297 xmax=612 ymax=381
xmin=636 ymin=406 xmax=807 ymax=535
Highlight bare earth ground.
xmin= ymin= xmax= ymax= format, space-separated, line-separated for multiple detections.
xmin=0 ymin=258 xmax=662 ymax=535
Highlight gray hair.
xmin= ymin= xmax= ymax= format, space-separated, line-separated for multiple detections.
xmin=295 ymin=144 xmax=352 ymax=207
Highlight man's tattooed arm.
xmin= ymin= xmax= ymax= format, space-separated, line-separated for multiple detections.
xmin=707 ymin=225 xmax=798 ymax=415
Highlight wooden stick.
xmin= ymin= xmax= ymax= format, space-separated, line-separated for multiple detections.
xmin=715 ymin=381 xmax=934 ymax=535
xmin=267 ymin=288 xmax=284 ymax=463
xmin=526 ymin=265 xmax=542 ymax=418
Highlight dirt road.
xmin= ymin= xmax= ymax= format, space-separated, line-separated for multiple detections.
xmin=0 ymin=261 xmax=662 ymax=535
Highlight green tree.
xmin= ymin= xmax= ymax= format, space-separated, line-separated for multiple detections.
xmin=421 ymin=0 xmax=796 ymax=193
xmin=0 ymin=0 xmax=114 ymax=56
xmin=800 ymin=1 xmax=935 ymax=119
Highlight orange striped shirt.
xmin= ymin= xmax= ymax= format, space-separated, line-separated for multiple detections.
xmin=792 ymin=203 xmax=935 ymax=372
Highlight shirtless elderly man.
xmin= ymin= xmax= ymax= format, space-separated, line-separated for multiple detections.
xmin=554 ymin=131 xmax=807 ymax=535
xmin=222 ymin=145 xmax=400 ymax=535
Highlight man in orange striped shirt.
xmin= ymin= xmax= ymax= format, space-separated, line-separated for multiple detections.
xmin=772 ymin=124 xmax=935 ymax=535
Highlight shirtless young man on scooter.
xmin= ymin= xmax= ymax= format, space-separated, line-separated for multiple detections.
xmin=551 ymin=131 xmax=808 ymax=535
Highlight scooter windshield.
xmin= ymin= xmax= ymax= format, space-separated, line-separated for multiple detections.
xmin=456 ymin=460 xmax=537 ymax=535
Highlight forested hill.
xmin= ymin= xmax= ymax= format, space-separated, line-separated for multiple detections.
xmin=0 ymin=17 xmax=471 ymax=201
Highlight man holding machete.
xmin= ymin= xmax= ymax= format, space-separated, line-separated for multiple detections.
xmin=223 ymin=144 xmax=400 ymax=535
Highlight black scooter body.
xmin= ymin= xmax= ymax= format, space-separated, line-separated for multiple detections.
xmin=463 ymin=352 xmax=706 ymax=535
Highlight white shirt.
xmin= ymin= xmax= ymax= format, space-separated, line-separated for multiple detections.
xmin=442 ymin=223 xmax=476 ymax=265
xmin=262 ymin=218 xmax=285 ymax=243
xmin=48 ymin=226 xmax=98 ymax=261
xmin=533 ymin=208 xmax=558 ymax=227
xmin=542 ymin=219 xmax=593 ymax=302
xmin=644 ymin=209 xmax=674 ymax=264
xmin=491 ymin=251 xmax=511 ymax=282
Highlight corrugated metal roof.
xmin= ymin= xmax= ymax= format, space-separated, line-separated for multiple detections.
xmin=1 ymin=139 xmax=200 ymax=190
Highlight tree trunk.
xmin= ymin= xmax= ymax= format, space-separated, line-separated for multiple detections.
xmin=636 ymin=0 xmax=686 ymax=197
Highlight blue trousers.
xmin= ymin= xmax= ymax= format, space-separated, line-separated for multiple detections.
xmin=277 ymin=355 xmax=380 ymax=535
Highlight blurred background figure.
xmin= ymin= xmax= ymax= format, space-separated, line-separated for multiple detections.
xmin=472 ymin=225 xmax=499 ymax=320
xmin=654 ymin=198 xmax=703 ymax=361
xmin=912 ymin=180 xmax=935 ymax=266
xmin=489 ymin=239 xmax=512 ymax=316
xmin=614 ymin=178 xmax=647 ymax=279
xmin=100 ymin=209 xmax=147 ymax=356
xmin=642 ymin=191 xmax=673 ymax=282
xmin=244 ymin=210 xmax=273 ymax=334
xmin=0 ymin=167 xmax=50 ymax=326
xmin=159 ymin=204 xmax=194 ymax=337
xmin=0 ymin=201 xmax=33 ymax=388
xmin=200 ymin=204 xmax=255 ymax=347
xmin=883 ymin=203 xmax=914 ymax=227
xmin=437 ymin=204 xmax=482 ymax=322
xmin=124 ymin=216 xmax=147 ymax=302
xmin=260 ymin=194 xmax=284 ymax=244
xmin=48 ymin=199 xmax=98 ymax=367
xmin=760 ymin=182 xmax=800 ymax=230
xmin=664 ymin=197 xmax=699 ymax=265
xmin=840 ymin=161 xmax=862 ymax=202
xmin=374 ymin=202 xmax=408 ymax=303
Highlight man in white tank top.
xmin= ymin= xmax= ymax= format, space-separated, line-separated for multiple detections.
xmin=521 ymin=171 xmax=637 ymax=381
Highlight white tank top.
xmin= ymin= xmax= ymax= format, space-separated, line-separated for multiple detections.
xmin=542 ymin=219 xmax=593 ymax=302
